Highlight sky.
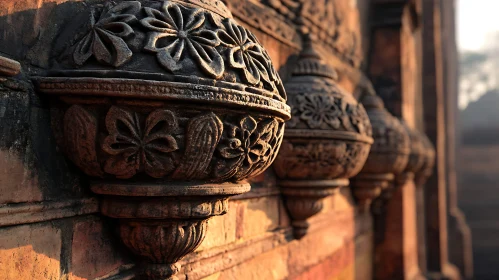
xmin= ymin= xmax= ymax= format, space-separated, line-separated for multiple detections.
xmin=457 ymin=0 xmax=499 ymax=51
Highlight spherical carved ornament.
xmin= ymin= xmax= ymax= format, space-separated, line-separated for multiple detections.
xmin=350 ymin=94 xmax=410 ymax=212
xmin=402 ymin=122 xmax=426 ymax=175
xmin=357 ymin=95 xmax=410 ymax=176
xmin=38 ymin=0 xmax=290 ymax=184
xmin=35 ymin=1 xmax=288 ymax=279
xmin=273 ymin=39 xmax=373 ymax=238
xmin=273 ymin=41 xmax=373 ymax=181
xmin=415 ymin=133 xmax=436 ymax=186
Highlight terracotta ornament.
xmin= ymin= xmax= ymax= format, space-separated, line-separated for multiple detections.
xmin=273 ymin=37 xmax=373 ymax=239
xmin=351 ymin=92 xmax=410 ymax=212
xmin=415 ymin=133 xmax=436 ymax=186
xmin=34 ymin=1 xmax=290 ymax=279
xmin=395 ymin=121 xmax=426 ymax=187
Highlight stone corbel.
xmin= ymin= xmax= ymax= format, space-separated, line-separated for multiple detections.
xmin=351 ymin=90 xmax=410 ymax=213
xmin=273 ymin=37 xmax=373 ymax=239
xmin=33 ymin=1 xmax=290 ymax=279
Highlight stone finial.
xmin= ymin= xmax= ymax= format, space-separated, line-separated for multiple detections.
xmin=34 ymin=0 xmax=289 ymax=278
xmin=351 ymin=93 xmax=410 ymax=212
xmin=273 ymin=37 xmax=373 ymax=238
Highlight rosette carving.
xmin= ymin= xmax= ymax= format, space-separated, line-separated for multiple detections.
xmin=72 ymin=1 xmax=141 ymax=67
xmin=273 ymin=38 xmax=372 ymax=239
xmin=35 ymin=1 xmax=289 ymax=279
xmin=141 ymin=2 xmax=224 ymax=77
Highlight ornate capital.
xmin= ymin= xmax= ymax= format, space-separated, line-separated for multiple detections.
xmin=274 ymin=38 xmax=372 ymax=238
xmin=34 ymin=1 xmax=288 ymax=279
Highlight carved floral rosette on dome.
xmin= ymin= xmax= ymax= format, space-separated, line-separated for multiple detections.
xmin=351 ymin=94 xmax=410 ymax=212
xmin=34 ymin=1 xmax=290 ymax=279
xmin=273 ymin=39 xmax=373 ymax=239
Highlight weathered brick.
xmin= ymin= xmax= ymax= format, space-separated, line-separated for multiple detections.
xmin=68 ymin=218 xmax=127 ymax=280
xmin=0 ymin=149 xmax=42 ymax=204
xmin=236 ymin=196 xmax=280 ymax=240
xmin=355 ymin=232 xmax=374 ymax=280
xmin=288 ymin=210 xmax=356 ymax=276
xmin=292 ymin=240 xmax=355 ymax=280
xmin=0 ymin=224 xmax=61 ymax=280
xmin=216 ymin=245 xmax=289 ymax=280
xmin=197 ymin=200 xmax=237 ymax=251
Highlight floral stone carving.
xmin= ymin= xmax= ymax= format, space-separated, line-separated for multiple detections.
xmin=350 ymin=93 xmax=410 ymax=212
xmin=34 ymin=1 xmax=289 ymax=279
xmin=273 ymin=38 xmax=373 ymax=239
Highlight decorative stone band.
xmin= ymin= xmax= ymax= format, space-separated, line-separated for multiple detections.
xmin=284 ymin=129 xmax=373 ymax=143
xmin=34 ymin=77 xmax=291 ymax=119
xmin=223 ymin=0 xmax=300 ymax=48
xmin=92 ymin=182 xmax=250 ymax=219
xmin=171 ymin=0 xmax=232 ymax=17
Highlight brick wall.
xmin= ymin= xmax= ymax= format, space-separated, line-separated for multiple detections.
xmin=0 ymin=0 xmax=421 ymax=279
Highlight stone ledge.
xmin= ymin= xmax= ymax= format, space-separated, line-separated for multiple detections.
xmin=0 ymin=198 xmax=98 ymax=227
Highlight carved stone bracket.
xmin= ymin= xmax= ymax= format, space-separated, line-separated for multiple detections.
xmin=274 ymin=38 xmax=372 ymax=238
xmin=351 ymin=93 xmax=410 ymax=213
xmin=34 ymin=1 xmax=290 ymax=279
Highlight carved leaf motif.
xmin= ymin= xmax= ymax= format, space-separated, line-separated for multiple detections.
xmin=141 ymin=2 xmax=224 ymax=78
xmin=172 ymin=113 xmax=223 ymax=179
xmin=73 ymin=1 xmax=141 ymax=67
xmin=102 ymin=106 xmax=178 ymax=179
xmin=216 ymin=116 xmax=281 ymax=181
xmin=63 ymin=105 xmax=104 ymax=177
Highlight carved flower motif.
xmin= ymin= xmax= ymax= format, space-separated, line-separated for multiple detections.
xmin=297 ymin=94 xmax=343 ymax=129
xmin=141 ymin=2 xmax=224 ymax=78
xmin=102 ymin=107 xmax=179 ymax=179
xmin=218 ymin=19 xmax=272 ymax=86
xmin=73 ymin=1 xmax=140 ymax=67
xmin=217 ymin=116 xmax=279 ymax=180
